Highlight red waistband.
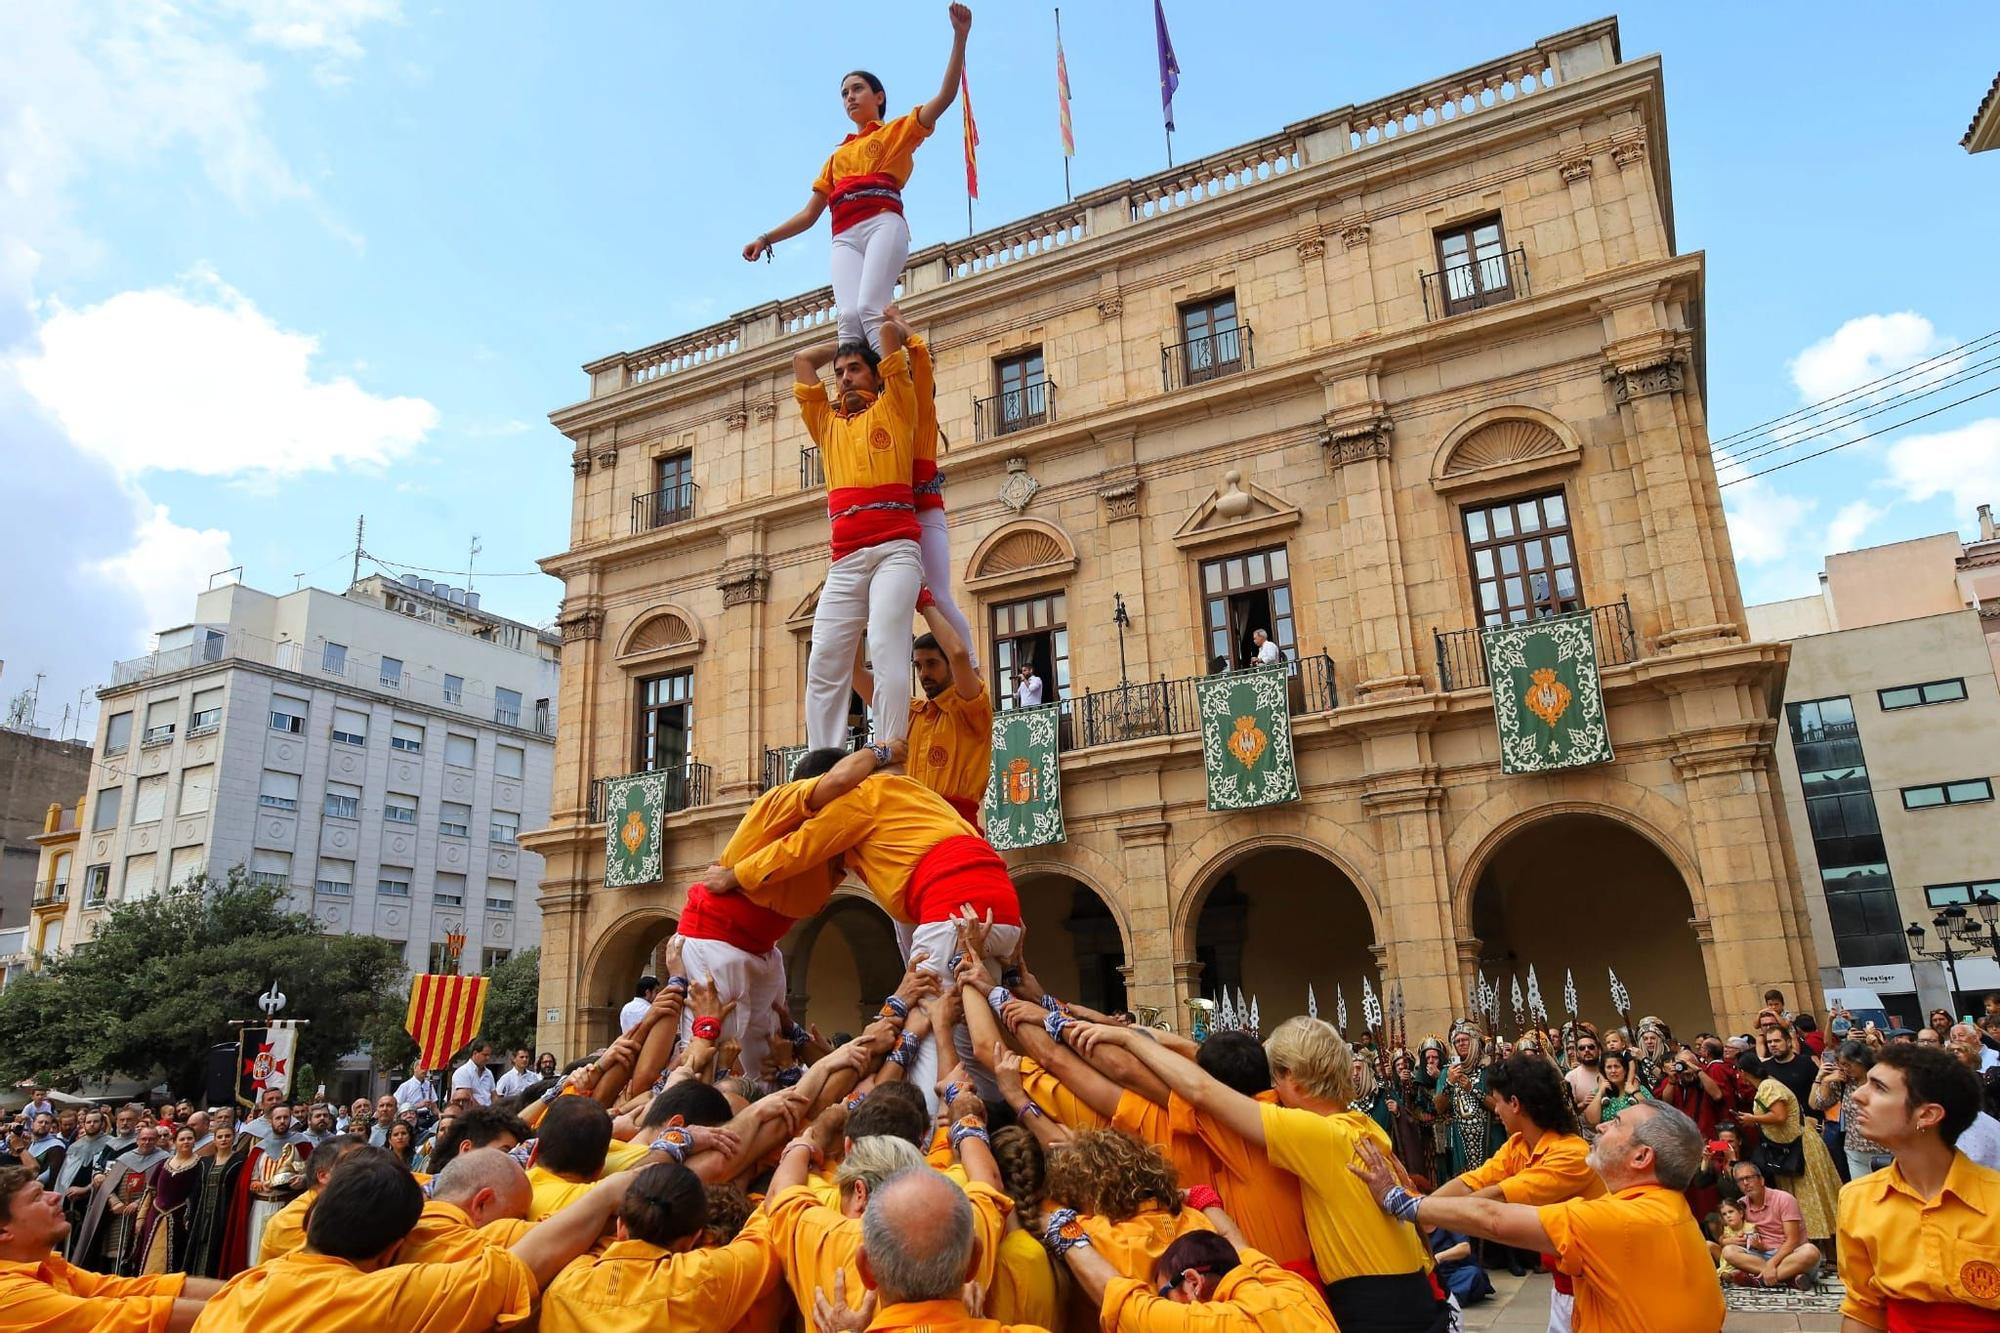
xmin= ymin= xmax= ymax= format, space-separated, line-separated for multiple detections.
xmin=678 ymin=883 xmax=794 ymax=955
xmin=912 ymin=458 xmax=944 ymax=512
xmin=906 ymin=834 xmax=1019 ymax=926
xmin=1888 ymin=1301 xmax=2000 ymax=1332
xmin=828 ymin=483 xmax=919 ymax=561
xmin=829 ymin=173 xmax=904 ymax=234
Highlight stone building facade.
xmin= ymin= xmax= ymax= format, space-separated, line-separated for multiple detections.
xmin=528 ymin=18 xmax=1818 ymax=1054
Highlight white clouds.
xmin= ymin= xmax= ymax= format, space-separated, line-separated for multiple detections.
xmin=1883 ymin=418 xmax=2000 ymax=516
xmin=1824 ymin=500 xmax=1883 ymax=554
xmin=90 ymin=502 xmax=236 ymax=644
xmin=1724 ymin=477 xmax=1816 ymax=567
xmin=12 ymin=269 xmax=437 ymax=480
xmin=1788 ymin=312 xmax=1948 ymax=403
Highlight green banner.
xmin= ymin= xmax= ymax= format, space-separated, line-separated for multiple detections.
xmin=983 ymin=704 xmax=1065 ymax=850
xmin=1482 ymin=611 xmax=1613 ymax=774
xmin=769 ymin=744 xmax=809 ymax=790
xmin=1196 ymin=666 xmax=1301 ymax=811
xmin=603 ymin=772 xmax=667 ymax=888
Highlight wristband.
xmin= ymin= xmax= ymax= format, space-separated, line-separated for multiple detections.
xmin=508 ymin=1138 xmax=538 ymax=1168
xmin=943 ymin=1081 xmax=963 ymax=1107
xmin=1044 ymin=1010 xmax=1075 ymax=1046
xmin=868 ymin=743 xmax=892 ymax=767
xmin=1042 ymin=1207 xmax=1090 ymax=1255
xmin=691 ymin=1016 xmax=721 ymax=1041
xmin=1038 ymin=993 xmax=1062 ymax=1014
xmin=650 ymin=1125 xmax=694 ymax=1163
xmin=538 ymin=1084 xmax=565 ymax=1105
xmin=786 ymin=1021 xmax=812 ymax=1048
xmin=988 ymin=985 xmax=1013 ymax=1016
xmin=881 ymin=995 xmax=909 ymax=1021
xmin=1381 ymin=1184 xmax=1424 ymax=1224
xmin=949 ymin=1118 xmax=990 ymax=1151
xmin=1015 ymin=1101 xmax=1045 ymax=1120
xmin=1184 ymin=1184 xmax=1223 ymax=1212
xmin=843 ymin=1092 xmax=867 ymax=1113
xmin=774 ymin=1064 xmax=805 ymax=1088
xmin=887 ymin=1031 xmax=917 ymax=1068
xmin=666 ymin=975 xmax=689 ymax=992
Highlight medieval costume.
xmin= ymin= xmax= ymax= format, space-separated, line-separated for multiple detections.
xmin=131 ymin=1151 xmax=203 ymax=1274
xmin=231 ymin=1129 xmax=311 ymax=1269
xmin=1416 ymin=1038 xmax=1452 ymax=1183
xmin=72 ymin=1139 xmax=166 ymax=1275
xmin=1434 ymin=1022 xmax=1498 ymax=1179
xmin=186 ymin=1135 xmax=249 ymax=1278
xmin=1633 ymin=1016 xmax=1674 ymax=1094
xmin=1385 ymin=1049 xmax=1439 ymax=1181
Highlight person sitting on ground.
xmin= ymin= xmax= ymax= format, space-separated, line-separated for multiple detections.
xmin=1052 ymin=1225 xmax=1334 ymax=1332
xmin=1717 ymin=1160 xmax=1821 ymax=1290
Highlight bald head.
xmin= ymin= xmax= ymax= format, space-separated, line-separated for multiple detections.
xmin=309 ymin=1136 xmax=367 ymax=1188
xmin=860 ymin=1167 xmax=975 ymax=1305
xmin=429 ymin=1148 xmax=532 ymax=1227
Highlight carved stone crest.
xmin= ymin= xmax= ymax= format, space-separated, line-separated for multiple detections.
xmin=1559 ymin=156 xmax=1593 ymax=183
xmin=1340 ymin=222 xmax=1371 ymax=250
xmin=717 ymin=559 xmax=770 ymax=608
xmin=1096 ymin=294 xmax=1124 ymax=320
xmin=1604 ymin=355 xmax=1685 ymax=405
xmin=723 ymin=407 xmax=749 ymax=432
xmin=1320 ymin=415 xmax=1394 ymax=470
xmin=998 ymin=457 xmax=1040 ymax=513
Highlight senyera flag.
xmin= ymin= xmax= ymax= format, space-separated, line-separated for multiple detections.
xmin=961 ymin=65 xmax=980 ymax=198
xmin=1056 ymin=19 xmax=1075 ymax=156
xmin=406 ymin=973 xmax=490 ymax=1071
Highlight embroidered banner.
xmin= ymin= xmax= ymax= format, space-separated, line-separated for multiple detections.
xmin=1195 ymin=666 xmax=1301 ymax=811
xmin=234 ymin=1021 xmax=299 ymax=1108
xmin=603 ymin=770 xmax=667 ymax=887
xmin=982 ymin=704 xmax=1066 ymax=850
xmin=1482 ymin=611 xmax=1613 ymax=774
xmin=404 ymin=974 xmax=491 ymax=1072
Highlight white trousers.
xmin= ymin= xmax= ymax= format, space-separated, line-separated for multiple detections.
xmin=896 ymin=917 xmax=1024 ymax=1113
xmin=675 ymin=935 xmax=788 ymax=1074
xmin=830 ymin=212 xmax=910 ymax=354
xmin=1547 ymin=1288 xmax=1573 ymax=1333
xmin=917 ymin=508 xmax=977 ymax=669
xmin=807 ymin=538 xmax=922 ymax=749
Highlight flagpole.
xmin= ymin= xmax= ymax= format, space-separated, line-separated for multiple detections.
xmin=1166 ymin=127 xmax=1174 ymax=169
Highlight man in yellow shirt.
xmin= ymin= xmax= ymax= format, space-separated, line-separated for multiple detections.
xmin=192 ymin=1146 xmax=626 ymax=1332
xmin=1054 ymin=1226 xmax=1334 ymax=1332
xmin=1350 ymin=1100 xmax=1723 ymax=1333
xmin=397 ymin=1148 xmax=533 ymax=1264
xmin=792 ymin=309 xmax=923 ymax=751
xmin=258 ymin=1137 xmax=365 ymax=1263
xmin=540 ymin=1159 xmax=778 ymax=1333
xmin=868 ymin=612 xmax=989 ymax=828
xmin=1435 ymin=1052 xmax=1602 ymax=1329
xmin=1837 ymin=1042 xmax=2000 ymax=1328
xmin=0 ymin=1162 xmax=222 ymax=1331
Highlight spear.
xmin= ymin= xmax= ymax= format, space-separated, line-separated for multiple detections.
xmin=1527 ymin=965 xmax=1547 ymax=1025
xmin=1563 ymin=968 xmax=1579 ymax=1021
xmin=1389 ymin=981 xmax=1406 ymax=1052
xmin=1476 ymin=971 xmax=1491 ymax=1026
xmin=1510 ymin=976 xmax=1526 ymax=1034
xmin=1249 ymin=995 xmax=1261 ymax=1035
xmin=1335 ymin=985 xmax=1349 ymax=1035
xmin=1236 ymin=988 xmax=1248 ymax=1035
xmin=1307 ymin=984 xmax=1318 ymax=1021
xmin=1218 ymin=989 xmax=1237 ymax=1032
xmin=1362 ymin=976 xmax=1386 ymax=1078
xmin=1608 ymin=967 xmax=1633 ymax=1033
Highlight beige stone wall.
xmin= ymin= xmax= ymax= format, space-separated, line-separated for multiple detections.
xmin=525 ymin=25 xmax=1819 ymax=1057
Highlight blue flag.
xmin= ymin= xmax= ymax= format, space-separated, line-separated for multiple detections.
xmin=1154 ymin=0 xmax=1180 ymax=132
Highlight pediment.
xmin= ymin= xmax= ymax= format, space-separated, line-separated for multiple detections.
xmin=965 ymin=518 xmax=1079 ymax=594
xmin=1171 ymin=470 xmax=1303 ymax=552
xmin=787 ymin=581 xmax=822 ymax=633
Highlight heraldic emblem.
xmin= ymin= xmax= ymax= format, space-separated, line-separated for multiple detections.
xmin=1226 ymin=715 xmax=1268 ymax=769
xmin=1005 ymin=756 xmax=1035 ymax=805
xmin=1524 ymin=667 xmax=1572 ymax=728
xmin=620 ymin=809 xmax=649 ymax=857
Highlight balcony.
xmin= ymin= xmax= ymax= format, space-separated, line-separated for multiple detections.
xmin=1433 ymin=598 xmax=1638 ymax=693
xmin=800 ymin=448 xmax=824 ymax=491
xmin=1161 ymin=327 xmax=1253 ymax=391
xmin=1419 ymin=247 xmax=1530 ymax=320
xmin=587 ymin=762 xmax=714 ymax=823
xmin=973 ymin=382 xmax=1057 ymax=442
xmin=762 ymin=729 xmax=869 ymax=792
xmin=32 ymin=880 xmax=67 ymax=909
xmin=632 ymin=482 xmax=699 ymax=534
xmin=1074 ymin=653 xmax=1338 ymax=749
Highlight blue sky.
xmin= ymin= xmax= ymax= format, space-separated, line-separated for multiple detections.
xmin=4 ymin=2 xmax=1999 ymax=738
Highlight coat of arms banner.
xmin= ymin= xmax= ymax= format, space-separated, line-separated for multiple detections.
xmin=1482 ymin=610 xmax=1614 ymax=775
xmin=1195 ymin=666 xmax=1300 ymax=811
xmin=983 ymin=704 xmax=1066 ymax=850
xmin=603 ymin=771 xmax=667 ymax=887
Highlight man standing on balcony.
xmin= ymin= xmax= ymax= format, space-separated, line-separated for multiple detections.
xmin=1014 ymin=663 xmax=1042 ymax=708
xmin=1251 ymin=628 xmax=1282 ymax=667
xmin=794 ymin=309 xmax=922 ymax=752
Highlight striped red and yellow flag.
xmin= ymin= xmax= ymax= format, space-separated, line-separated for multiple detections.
xmin=961 ymin=65 xmax=980 ymax=199
xmin=405 ymin=973 xmax=490 ymax=1070
xmin=1056 ymin=21 xmax=1074 ymax=157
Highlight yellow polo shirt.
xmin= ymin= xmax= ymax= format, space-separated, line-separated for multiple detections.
xmin=1101 ymin=1247 xmax=1337 ymax=1332
xmin=537 ymin=1220 xmax=777 ymax=1333
xmin=259 ymin=1188 xmax=315 ymax=1262
xmin=793 ymin=350 xmax=917 ymax=491
xmin=0 ymin=1253 xmax=183 ymax=1333
xmin=1019 ymin=1056 xmax=1109 ymax=1131
xmin=988 ymin=1226 xmax=1059 ymax=1330
xmin=1458 ymin=1128 xmax=1605 ymax=1205
xmin=190 ymin=1247 xmax=534 ymax=1332
xmin=812 ymin=109 xmax=933 ymax=197
xmin=732 ymin=774 xmax=974 ymax=924
xmin=1838 ymin=1151 xmax=2000 ymax=1325
xmin=719 ymin=781 xmax=842 ymax=919
xmin=763 ymin=1178 xmax=1008 ymax=1317
xmin=1259 ymin=1102 xmax=1429 ymax=1283
xmin=908 ymin=681 xmax=993 ymax=814
xmin=1538 ymin=1182 xmax=1723 ymax=1333
xmin=397 ymin=1199 xmax=532 ymax=1264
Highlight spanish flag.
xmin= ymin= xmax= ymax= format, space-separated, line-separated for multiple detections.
xmin=406 ymin=973 xmax=490 ymax=1070
xmin=961 ymin=65 xmax=980 ymax=199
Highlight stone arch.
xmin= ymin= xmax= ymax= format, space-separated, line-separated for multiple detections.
xmin=781 ymin=888 xmax=903 ymax=1033
xmin=616 ymin=603 xmax=705 ymax=660
xmin=1009 ymin=851 xmax=1135 ymax=1015
xmin=1429 ymin=405 xmax=1583 ymax=492
xmin=964 ymin=517 xmax=1080 ymax=594
xmin=579 ymin=904 xmax=682 ymax=1046
xmin=1006 ymin=842 xmax=1133 ymax=958
xmin=1169 ymin=815 xmax=1385 ymax=955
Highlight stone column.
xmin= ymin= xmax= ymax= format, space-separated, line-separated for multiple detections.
xmin=1114 ymin=819 xmax=1179 ymax=1022
xmin=1319 ymin=367 xmax=1421 ymax=697
xmin=1361 ymin=747 xmax=1459 ymax=1040
xmin=714 ymin=523 xmax=771 ymax=800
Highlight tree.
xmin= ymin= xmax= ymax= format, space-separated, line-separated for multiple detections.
xmin=482 ymin=947 xmax=540 ymax=1056
xmin=0 ymin=870 xmax=408 ymax=1096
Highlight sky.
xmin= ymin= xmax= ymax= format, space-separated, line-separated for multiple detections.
xmin=4 ymin=1 xmax=1999 ymax=740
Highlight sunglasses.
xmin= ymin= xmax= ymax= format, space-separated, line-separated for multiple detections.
xmin=1160 ymin=1265 xmax=1213 ymax=1298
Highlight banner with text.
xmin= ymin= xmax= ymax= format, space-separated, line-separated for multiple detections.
xmin=983 ymin=704 xmax=1066 ymax=850
xmin=1482 ymin=611 xmax=1613 ymax=775
xmin=1196 ymin=666 xmax=1301 ymax=811
xmin=603 ymin=771 xmax=667 ymax=887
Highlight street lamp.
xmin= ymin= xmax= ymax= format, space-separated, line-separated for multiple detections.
xmin=1972 ymin=889 xmax=2000 ymax=964
xmin=1113 ymin=592 xmax=1131 ymax=686
xmin=1905 ymin=905 xmax=1979 ymax=1000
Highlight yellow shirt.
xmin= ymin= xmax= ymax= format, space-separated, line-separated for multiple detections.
xmin=1457 ymin=1128 xmax=1605 ymax=1205
xmin=910 ymin=334 xmax=940 ymax=469
xmin=908 ymin=681 xmax=993 ymax=813
xmin=1101 ymin=1247 xmax=1337 ymax=1332
xmin=733 ymin=774 xmax=974 ymax=924
xmin=528 ymin=1166 xmax=597 ymax=1224
xmin=1081 ymin=1204 xmax=1214 ymax=1283
xmin=1019 ymin=1056 xmax=1109 ymax=1131
xmin=1259 ymin=1101 xmax=1429 ymax=1283
xmin=719 ymin=781 xmax=842 ymax=919
xmin=1537 ymin=1182 xmax=1723 ymax=1333
xmin=861 ymin=1298 xmax=1046 ymax=1332
xmin=1838 ymin=1151 xmax=2000 ymax=1325
xmin=792 ymin=348 xmax=918 ymax=493
xmin=988 ymin=1227 xmax=1060 ymax=1330
xmin=397 ymin=1200 xmax=532 ymax=1265
xmin=259 ymin=1187 xmax=315 ymax=1262
xmin=813 ymin=109 xmax=934 ymax=196
xmin=537 ymin=1224 xmax=778 ymax=1333
xmin=190 ymin=1247 xmax=535 ymax=1332
xmin=1165 ymin=1091 xmax=1317 ymax=1273
xmin=764 ymin=1178 xmax=1009 ymax=1317
xmin=0 ymin=1252 xmax=183 ymax=1333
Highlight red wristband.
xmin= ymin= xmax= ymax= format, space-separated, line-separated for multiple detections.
xmin=692 ymin=1016 xmax=721 ymax=1041
xmin=1184 ymin=1185 xmax=1223 ymax=1211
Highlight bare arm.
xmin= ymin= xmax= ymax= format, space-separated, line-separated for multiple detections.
xmin=919 ymin=600 xmax=982 ymax=700
xmin=1004 ymin=1005 xmax=1125 ymax=1121
xmin=1768 ymin=1217 xmax=1806 ymax=1267
xmin=807 ymin=742 xmax=905 ymax=811
xmin=917 ymin=4 xmax=973 ymax=130
xmin=794 ymin=340 xmax=838 ymax=386
xmin=747 ymin=193 xmax=830 ymax=262
xmin=1074 ymin=1022 xmax=1265 ymax=1146
xmin=1057 ymin=1228 xmax=1120 ymax=1310
xmin=510 ymin=1170 xmax=633 ymax=1286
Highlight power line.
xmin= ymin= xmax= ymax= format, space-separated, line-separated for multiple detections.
xmin=364 ymin=554 xmax=553 ymax=581
xmin=1717 ymin=380 xmax=2000 ymax=487
xmin=1714 ymin=350 xmax=2000 ymax=475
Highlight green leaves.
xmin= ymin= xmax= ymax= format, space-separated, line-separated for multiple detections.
xmin=481 ymin=947 xmax=541 ymax=1057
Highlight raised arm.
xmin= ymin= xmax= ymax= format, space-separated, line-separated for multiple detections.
xmin=917 ymin=5 xmax=972 ymax=129
xmin=808 ymin=742 xmax=905 ymax=811
xmin=1072 ymin=1022 xmax=1265 ymax=1146
xmin=920 ymin=598 xmax=982 ymax=700
xmin=1349 ymin=1139 xmax=1553 ymax=1255
xmin=746 ymin=192 xmax=830 ymax=263
xmin=510 ymin=1170 xmax=635 ymax=1286
xmin=794 ymin=340 xmax=838 ymax=386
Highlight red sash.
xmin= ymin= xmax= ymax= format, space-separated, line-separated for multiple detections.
xmin=828 ymin=172 xmax=904 ymax=233
xmin=905 ymin=835 xmax=1020 ymax=927
xmin=1887 ymin=1301 xmax=2000 ymax=1332
xmin=827 ymin=482 xmax=919 ymax=561
xmin=678 ymin=883 xmax=794 ymax=956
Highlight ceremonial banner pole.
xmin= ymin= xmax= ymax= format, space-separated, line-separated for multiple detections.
xmin=1154 ymin=0 xmax=1180 ymax=169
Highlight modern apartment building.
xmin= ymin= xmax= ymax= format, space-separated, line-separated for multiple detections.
xmin=529 ymin=17 xmax=1819 ymax=1051
xmin=64 ymin=575 xmax=559 ymax=976
xmin=1750 ymin=509 xmax=2000 ymax=1021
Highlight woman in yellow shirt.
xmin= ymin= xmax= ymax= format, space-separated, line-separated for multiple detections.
xmin=742 ymin=4 xmax=972 ymax=356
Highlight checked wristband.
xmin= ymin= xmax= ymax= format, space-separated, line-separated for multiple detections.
xmin=886 ymin=1032 xmax=917 ymax=1068
xmin=666 ymin=975 xmax=689 ymax=992
xmin=785 ymin=1021 xmax=812 ymax=1048
xmin=691 ymin=1015 xmax=722 ymax=1041
xmin=987 ymin=985 xmax=1013 ymax=1017
xmin=880 ymin=995 xmax=910 ymax=1022
xmin=1381 ymin=1185 xmax=1424 ymax=1223
xmin=1042 ymin=1207 xmax=1090 ymax=1256
xmin=1038 ymin=993 xmax=1062 ymax=1014
xmin=774 ymin=1064 xmax=805 ymax=1088
xmin=948 ymin=1116 xmax=989 ymax=1152
xmin=1044 ymin=1010 xmax=1075 ymax=1046
xmin=650 ymin=1124 xmax=694 ymax=1163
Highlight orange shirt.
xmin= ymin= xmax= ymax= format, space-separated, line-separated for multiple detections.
xmin=397 ymin=1200 xmax=532 ymax=1264
xmin=1101 ymin=1247 xmax=1337 ymax=1332
xmin=1081 ymin=1204 xmax=1215 ymax=1283
xmin=793 ymin=349 xmax=919 ymax=561
xmin=537 ymin=1224 xmax=778 ymax=1333
xmin=1163 ymin=1091 xmax=1316 ymax=1273
xmin=1838 ymin=1150 xmax=2000 ymax=1325
xmin=1017 ymin=1056 xmax=1109 ymax=1132
xmin=732 ymin=774 xmax=974 ymax=923
xmin=0 ymin=1252 xmax=183 ymax=1333
xmin=190 ymin=1247 xmax=535 ymax=1332
xmin=988 ymin=1227 xmax=1060 ymax=1330
xmin=1537 ymin=1183 xmax=1723 ymax=1333
xmin=718 ymin=780 xmax=841 ymax=920
xmin=861 ymin=1298 xmax=1046 ymax=1332
xmin=764 ymin=1179 xmax=1009 ymax=1318
xmin=259 ymin=1187 xmax=315 ymax=1262
xmin=1457 ymin=1128 xmax=1605 ymax=1205
xmin=908 ymin=681 xmax=992 ymax=813
xmin=813 ymin=110 xmax=934 ymax=196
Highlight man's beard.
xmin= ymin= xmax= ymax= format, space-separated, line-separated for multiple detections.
xmin=1578 ymin=1054 xmax=1600 ymax=1069
xmin=920 ymin=675 xmax=947 ymax=699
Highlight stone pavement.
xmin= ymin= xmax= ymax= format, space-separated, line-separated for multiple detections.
xmin=1463 ymin=1272 xmax=1845 ymax=1332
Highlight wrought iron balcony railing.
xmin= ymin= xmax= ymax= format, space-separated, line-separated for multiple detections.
xmin=1161 ymin=326 xmax=1253 ymax=391
xmin=1419 ymin=246 xmax=1530 ymax=320
xmin=1434 ymin=597 xmax=1637 ymax=693
xmin=632 ymin=481 xmax=700 ymax=534
xmin=973 ymin=382 xmax=1056 ymax=441
xmin=587 ymin=762 xmax=713 ymax=823
xmin=800 ymin=448 xmax=824 ymax=491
